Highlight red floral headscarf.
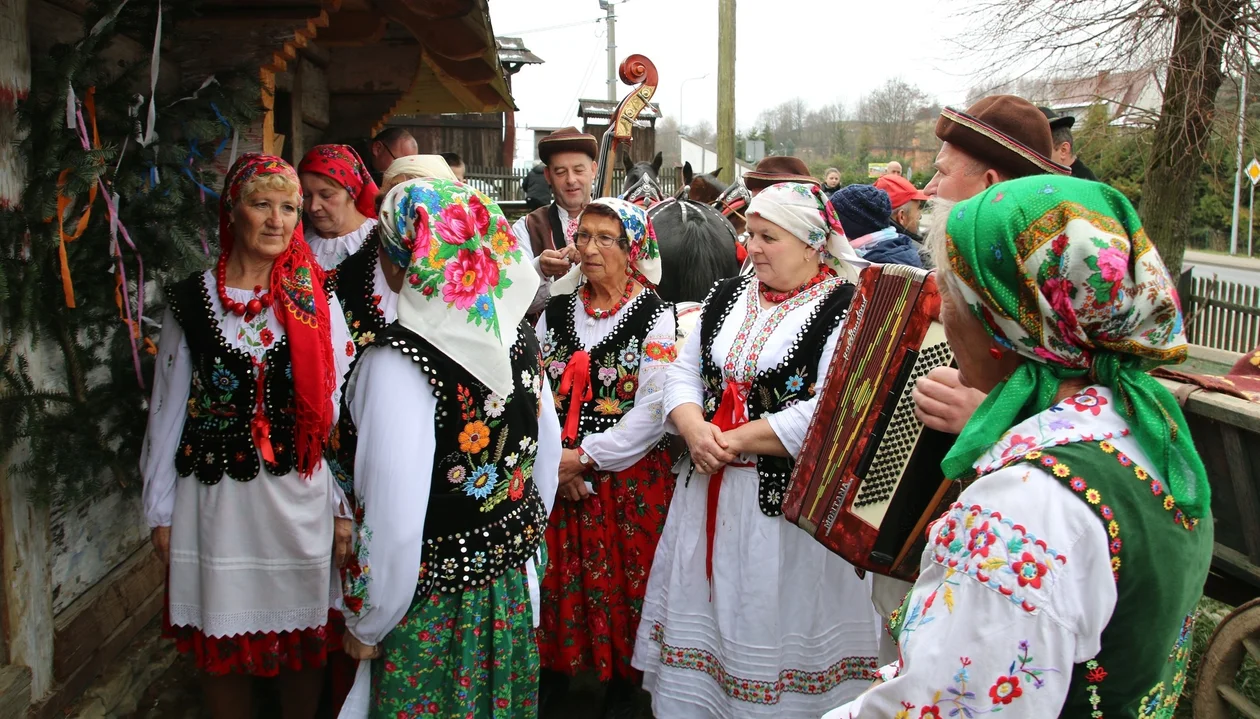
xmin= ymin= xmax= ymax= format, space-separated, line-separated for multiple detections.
xmin=220 ymin=153 xmax=335 ymax=478
xmin=297 ymin=144 xmax=380 ymax=219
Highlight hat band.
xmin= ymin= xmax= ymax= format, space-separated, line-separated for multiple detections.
xmin=941 ymin=108 xmax=1070 ymax=176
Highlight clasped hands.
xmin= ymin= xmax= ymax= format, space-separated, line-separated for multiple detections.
xmin=679 ymin=417 xmax=741 ymax=476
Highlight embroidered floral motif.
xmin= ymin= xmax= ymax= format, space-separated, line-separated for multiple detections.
xmin=890 ymin=641 xmax=1057 ymax=717
xmin=1065 ymin=387 xmax=1108 ymax=415
xmin=928 ymin=502 xmax=1068 ymax=613
xmin=342 ymin=509 xmax=373 ymax=614
xmin=647 ymin=623 xmax=877 ymax=704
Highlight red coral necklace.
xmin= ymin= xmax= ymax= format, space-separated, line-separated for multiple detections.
xmin=581 ymin=278 xmax=635 ymax=320
xmin=216 ymin=255 xmax=273 ymax=321
xmin=759 ymin=266 xmax=835 ymax=304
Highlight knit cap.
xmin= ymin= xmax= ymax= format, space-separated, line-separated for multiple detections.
xmin=828 ymin=184 xmax=892 ymax=239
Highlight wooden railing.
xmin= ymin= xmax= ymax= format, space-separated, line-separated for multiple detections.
xmin=1184 ymin=275 xmax=1260 ymax=353
xmin=464 ymin=165 xmax=680 ymax=203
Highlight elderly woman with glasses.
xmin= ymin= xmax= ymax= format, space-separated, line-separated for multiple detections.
xmin=534 ymin=198 xmax=676 ymax=716
xmin=825 ymin=176 xmax=1213 ymax=719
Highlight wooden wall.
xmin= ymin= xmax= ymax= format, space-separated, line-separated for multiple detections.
xmin=391 ymin=113 xmax=504 ymax=167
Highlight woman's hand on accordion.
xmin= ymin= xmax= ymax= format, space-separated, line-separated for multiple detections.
xmin=912 ymin=366 xmax=988 ymax=435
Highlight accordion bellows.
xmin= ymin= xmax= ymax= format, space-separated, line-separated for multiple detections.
xmin=784 ymin=264 xmax=958 ymax=581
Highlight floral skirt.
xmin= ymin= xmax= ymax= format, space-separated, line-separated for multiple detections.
xmin=370 ymin=563 xmax=538 ymax=719
xmin=163 ymin=607 xmax=343 ymax=677
xmin=537 ymin=448 xmax=675 ymax=681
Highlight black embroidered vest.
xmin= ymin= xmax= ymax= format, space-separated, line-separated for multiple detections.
xmin=375 ymin=323 xmax=548 ymax=596
xmin=167 ymin=272 xmax=298 ymax=484
xmin=698 ymin=275 xmax=854 ymax=516
xmin=539 ymin=290 xmax=670 ymax=448
xmin=325 ymin=229 xmax=389 ymax=505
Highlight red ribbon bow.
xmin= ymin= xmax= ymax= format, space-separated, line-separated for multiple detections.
xmin=559 ymin=350 xmax=594 ymax=445
xmin=705 ymin=379 xmax=752 ymax=588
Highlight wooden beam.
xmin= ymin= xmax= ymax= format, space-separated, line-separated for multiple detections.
xmin=315 ymin=10 xmax=386 ymax=45
xmin=423 ymin=52 xmax=498 ymax=86
xmin=398 ymin=0 xmax=474 ymax=20
xmin=0 ymin=449 xmax=54 ymax=702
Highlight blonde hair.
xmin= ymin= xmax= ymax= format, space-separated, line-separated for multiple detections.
xmin=238 ymin=172 xmax=301 ymax=203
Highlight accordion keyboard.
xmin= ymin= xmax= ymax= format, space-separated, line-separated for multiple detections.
xmin=850 ymin=322 xmax=954 ymax=528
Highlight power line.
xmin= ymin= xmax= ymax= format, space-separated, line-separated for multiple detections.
xmin=500 ymin=17 xmax=602 ymax=36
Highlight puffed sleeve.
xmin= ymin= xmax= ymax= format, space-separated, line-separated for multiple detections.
xmin=327 ymin=293 xmax=355 ymax=518
xmin=763 ymin=318 xmax=842 ymax=456
xmin=341 ymin=346 xmax=434 ymax=647
xmin=140 ymin=306 xmax=192 ymax=529
xmin=580 ymin=308 xmax=675 ymax=471
xmin=822 ymin=465 xmax=1115 ymax=719
xmin=664 ymin=306 xmax=706 ymax=418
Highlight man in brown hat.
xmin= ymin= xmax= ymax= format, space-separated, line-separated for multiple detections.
xmin=511 ymin=126 xmax=600 ymax=313
xmin=923 ymin=94 xmax=1069 ymax=202
xmin=742 ymin=155 xmax=819 ymax=196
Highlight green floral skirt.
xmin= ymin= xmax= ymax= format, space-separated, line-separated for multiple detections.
xmin=370 ymin=562 xmax=539 ymax=718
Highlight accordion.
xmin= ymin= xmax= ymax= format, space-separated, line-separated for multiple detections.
xmin=783 ymin=264 xmax=958 ymax=582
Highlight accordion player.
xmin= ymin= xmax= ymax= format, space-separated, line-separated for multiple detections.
xmin=783 ymin=263 xmax=958 ymax=581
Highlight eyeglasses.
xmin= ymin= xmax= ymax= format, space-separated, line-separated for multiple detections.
xmin=574 ymin=231 xmax=625 ymax=248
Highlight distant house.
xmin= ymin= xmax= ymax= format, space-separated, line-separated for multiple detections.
xmin=1040 ymin=68 xmax=1164 ymax=127
xmin=678 ymin=134 xmax=753 ymax=179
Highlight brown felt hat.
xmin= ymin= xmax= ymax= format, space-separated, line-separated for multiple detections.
xmin=743 ymin=156 xmax=820 ymax=192
xmin=936 ymin=95 xmax=1070 ymax=178
xmin=538 ymin=126 xmax=599 ymax=164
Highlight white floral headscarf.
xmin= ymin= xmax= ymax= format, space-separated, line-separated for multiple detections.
xmin=747 ymin=181 xmax=863 ymax=283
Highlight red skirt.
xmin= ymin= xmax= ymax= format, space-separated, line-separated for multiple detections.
xmin=163 ymin=605 xmax=344 ymax=678
xmin=537 ymin=448 xmax=675 ymax=681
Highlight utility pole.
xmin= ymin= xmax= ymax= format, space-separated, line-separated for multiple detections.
xmin=717 ymin=0 xmax=735 ymax=183
xmin=1231 ymin=62 xmax=1248 ymax=255
xmin=600 ymin=0 xmax=617 ymax=101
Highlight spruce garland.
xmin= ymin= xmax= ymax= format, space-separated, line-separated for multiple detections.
xmin=0 ymin=1 xmax=263 ymax=504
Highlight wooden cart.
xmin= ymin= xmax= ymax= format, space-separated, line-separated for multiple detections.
xmin=1154 ymin=376 xmax=1260 ymax=717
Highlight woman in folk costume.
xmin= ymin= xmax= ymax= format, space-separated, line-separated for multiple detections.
xmin=325 ymin=155 xmax=461 ymax=505
xmin=299 ymin=144 xmax=380 ymax=270
xmin=141 ymin=154 xmax=355 ymax=718
xmin=825 ymin=176 xmax=1214 ymax=718
xmin=534 ymin=197 xmax=676 ymax=716
xmin=336 ymin=178 xmax=561 ymax=718
xmin=632 ymin=182 xmax=883 ymax=718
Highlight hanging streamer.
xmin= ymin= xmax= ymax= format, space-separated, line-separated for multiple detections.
xmin=53 ymin=87 xmax=102 ymax=308
xmin=138 ymin=2 xmax=161 ymax=147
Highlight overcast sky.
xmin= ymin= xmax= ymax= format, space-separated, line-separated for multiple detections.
xmin=487 ymin=0 xmax=991 ymax=162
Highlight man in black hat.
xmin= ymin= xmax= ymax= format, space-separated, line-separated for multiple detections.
xmin=1040 ymin=107 xmax=1098 ymax=181
xmin=510 ymin=126 xmax=601 ymax=314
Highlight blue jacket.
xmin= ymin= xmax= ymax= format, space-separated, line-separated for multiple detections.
xmin=860 ymin=232 xmax=924 ymax=269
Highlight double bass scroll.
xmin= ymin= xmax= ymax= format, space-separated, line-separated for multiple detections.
xmin=592 ymin=54 xmax=658 ymax=199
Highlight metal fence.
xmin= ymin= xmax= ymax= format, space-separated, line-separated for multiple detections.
xmin=1185 ymin=275 xmax=1260 ymax=353
xmin=464 ymin=165 xmax=681 ymax=203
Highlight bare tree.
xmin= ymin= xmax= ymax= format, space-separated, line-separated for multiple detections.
xmin=957 ymin=0 xmax=1255 ymax=277
xmin=859 ymin=79 xmax=932 ymax=155
xmin=683 ymin=119 xmax=716 ymax=146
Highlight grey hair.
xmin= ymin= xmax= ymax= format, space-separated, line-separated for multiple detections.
xmin=925 ymin=198 xmax=959 ymax=294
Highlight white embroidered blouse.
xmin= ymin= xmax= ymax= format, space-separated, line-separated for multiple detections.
xmin=824 ymin=387 xmax=1133 ymax=719
xmin=305 ymin=217 xmax=378 ymax=270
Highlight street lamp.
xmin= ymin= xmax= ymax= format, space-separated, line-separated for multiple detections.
xmin=679 ymin=73 xmax=711 ymax=129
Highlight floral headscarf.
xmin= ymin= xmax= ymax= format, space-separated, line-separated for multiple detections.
xmin=219 ymin=153 xmax=335 ymax=478
xmin=942 ymin=175 xmax=1209 ymax=519
xmin=551 ymin=196 xmax=663 ymax=295
xmin=377 ymin=178 xmax=539 ymax=397
xmin=298 ymin=144 xmax=380 ymax=218
xmin=746 ymin=182 xmax=862 ymax=283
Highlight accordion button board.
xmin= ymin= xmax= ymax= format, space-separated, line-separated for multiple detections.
xmin=783 ymin=264 xmax=961 ymax=582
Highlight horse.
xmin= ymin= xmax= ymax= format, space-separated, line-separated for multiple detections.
xmin=679 ymin=161 xmax=726 ymax=203
xmin=648 ymin=198 xmax=742 ymax=305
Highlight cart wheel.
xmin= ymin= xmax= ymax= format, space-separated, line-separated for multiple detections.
xmin=1195 ymin=598 xmax=1260 ymax=719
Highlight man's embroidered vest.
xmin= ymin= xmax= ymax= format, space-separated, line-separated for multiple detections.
xmin=325 ymin=229 xmax=388 ymax=504
xmin=167 ymin=273 xmax=298 ymax=484
xmin=698 ymin=275 xmax=854 ymax=516
xmin=540 ymin=291 xmax=669 ymax=448
xmin=377 ymin=323 xmax=548 ymax=596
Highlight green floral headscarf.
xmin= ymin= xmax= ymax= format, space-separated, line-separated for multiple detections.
xmin=941 ymin=175 xmax=1210 ymax=519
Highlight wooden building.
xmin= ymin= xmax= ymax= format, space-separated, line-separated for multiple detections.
xmin=1 ymin=2 xmax=516 ymax=717
xmin=578 ymin=98 xmax=661 ymax=163
xmin=387 ymin=36 xmax=543 ymax=167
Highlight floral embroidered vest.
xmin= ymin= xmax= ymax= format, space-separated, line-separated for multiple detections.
xmin=325 ymin=229 xmax=388 ymax=506
xmin=358 ymin=323 xmax=548 ymax=598
xmin=698 ymin=275 xmax=855 ymax=516
xmin=891 ymin=440 xmax=1212 ymax=718
xmin=540 ymin=291 xmax=670 ymax=447
xmin=167 ymin=272 xmax=299 ymax=484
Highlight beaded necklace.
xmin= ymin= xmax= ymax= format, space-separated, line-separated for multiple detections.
xmin=759 ymin=265 xmax=835 ymax=304
xmin=581 ymin=278 xmax=635 ymax=320
xmin=215 ymin=254 xmax=272 ymax=321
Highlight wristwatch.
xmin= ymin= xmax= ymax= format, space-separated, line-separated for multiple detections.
xmin=576 ymin=447 xmax=594 ymax=468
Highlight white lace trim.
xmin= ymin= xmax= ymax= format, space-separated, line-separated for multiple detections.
xmin=305 ymin=218 xmax=378 ymax=270
xmin=168 ymin=604 xmax=332 ymax=638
